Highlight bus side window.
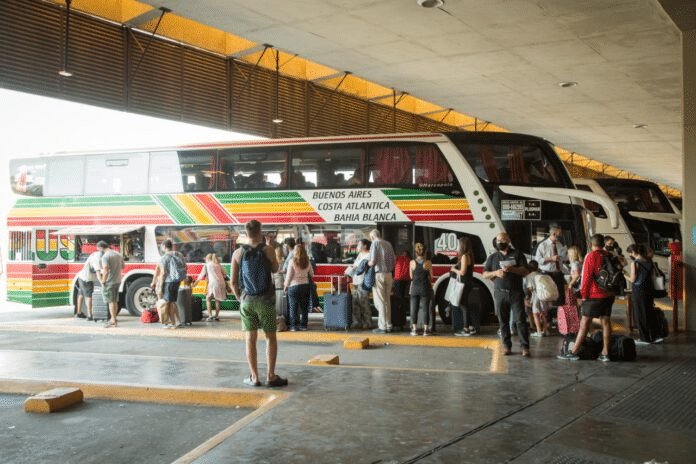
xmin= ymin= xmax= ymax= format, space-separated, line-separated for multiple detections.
xmin=179 ymin=150 xmax=216 ymax=193
xmin=369 ymin=146 xmax=412 ymax=186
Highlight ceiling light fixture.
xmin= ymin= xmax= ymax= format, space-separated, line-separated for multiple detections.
xmin=558 ymin=81 xmax=578 ymax=88
xmin=417 ymin=0 xmax=444 ymax=8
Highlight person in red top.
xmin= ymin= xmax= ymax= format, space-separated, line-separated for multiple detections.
xmin=558 ymin=234 xmax=616 ymax=362
xmin=392 ymin=248 xmax=412 ymax=332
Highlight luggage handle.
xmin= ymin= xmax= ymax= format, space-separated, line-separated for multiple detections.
xmin=330 ymin=274 xmax=346 ymax=295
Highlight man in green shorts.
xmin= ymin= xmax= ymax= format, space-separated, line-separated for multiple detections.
xmin=231 ymin=219 xmax=287 ymax=387
xmin=98 ymin=241 xmax=124 ymax=328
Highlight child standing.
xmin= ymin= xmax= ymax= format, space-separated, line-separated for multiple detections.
xmin=524 ymin=260 xmax=550 ymax=337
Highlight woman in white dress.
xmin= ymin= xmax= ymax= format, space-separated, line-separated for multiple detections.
xmin=194 ymin=253 xmax=227 ymax=321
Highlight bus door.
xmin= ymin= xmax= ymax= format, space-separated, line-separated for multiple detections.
xmin=378 ymin=223 xmax=413 ymax=256
xmin=32 ymin=228 xmax=74 ymax=308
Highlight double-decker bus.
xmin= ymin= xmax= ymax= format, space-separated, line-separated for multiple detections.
xmin=573 ymin=177 xmax=681 ymax=279
xmin=7 ymin=132 xmax=616 ymax=323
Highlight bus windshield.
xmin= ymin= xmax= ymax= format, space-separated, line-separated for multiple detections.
xmin=595 ymin=178 xmax=673 ymax=213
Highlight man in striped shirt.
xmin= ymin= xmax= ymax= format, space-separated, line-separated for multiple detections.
xmin=368 ymin=229 xmax=396 ymax=333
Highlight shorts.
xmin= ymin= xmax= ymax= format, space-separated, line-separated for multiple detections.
xmin=240 ymin=300 xmax=277 ymax=332
xmin=163 ymin=281 xmax=181 ymax=303
xmin=78 ymin=278 xmax=94 ymax=298
xmin=102 ymin=284 xmax=119 ymax=304
xmin=580 ymin=296 xmax=614 ymax=318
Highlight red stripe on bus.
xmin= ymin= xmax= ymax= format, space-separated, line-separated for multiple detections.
xmin=403 ymin=212 xmax=474 ymax=221
xmin=193 ymin=194 xmax=237 ymax=224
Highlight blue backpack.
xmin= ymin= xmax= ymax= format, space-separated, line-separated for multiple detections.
xmin=239 ymin=244 xmax=272 ymax=296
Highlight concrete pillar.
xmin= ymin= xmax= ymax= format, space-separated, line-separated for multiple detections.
xmin=683 ymin=29 xmax=696 ymax=331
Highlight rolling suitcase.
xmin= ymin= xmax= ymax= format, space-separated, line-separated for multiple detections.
xmin=91 ymin=283 xmax=111 ymax=322
xmin=557 ymin=289 xmax=580 ymax=335
xmin=176 ymin=286 xmax=193 ymax=325
xmin=191 ymin=296 xmax=203 ymax=322
xmin=276 ymin=289 xmax=289 ymax=323
xmin=324 ymin=275 xmax=352 ymax=330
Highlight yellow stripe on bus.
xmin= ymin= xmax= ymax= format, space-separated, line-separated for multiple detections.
xmin=174 ymin=194 xmax=216 ymax=225
xmin=8 ymin=205 xmax=165 ymax=218
xmin=32 ymin=279 xmax=72 ymax=291
xmin=392 ymin=199 xmax=470 ymax=210
xmin=7 ymin=278 xmax=33 ymax=291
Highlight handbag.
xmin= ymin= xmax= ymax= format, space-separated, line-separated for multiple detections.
xmin=652 ymin=262 xmax=667 ymax=298
xmin=444 ymin=275 xmax=465 ymax=306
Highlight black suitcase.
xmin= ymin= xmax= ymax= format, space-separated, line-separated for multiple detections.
xmin=176 ymin=287 xmax=192 ymax=325
xmin=191 ymin=296 xmax=203 ymax=322
xmin=655 ymin=307 xmax=669 ymax=339
xmin=91 ymin=284 xmax=111 ymax=322
xmin=324 ymin=275 xmax=352 ymax=330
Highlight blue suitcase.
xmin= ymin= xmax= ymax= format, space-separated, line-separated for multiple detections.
xmin=324 ymin=275 xmax=352 ymax=330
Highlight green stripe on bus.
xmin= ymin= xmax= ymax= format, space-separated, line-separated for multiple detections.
xmin=214 ymin=191 xmax=305 ymax=204
xmin=14 ymin=196 xmax=157 ymax=208
xmin=154 ymin=195 xmax=195 ymax=225
xmin=32 ymin=293 xmax=70 ymax=307
xmin=382 ymin=188 xmax=452 ymax=200
xmin=7 ymin=292 xmax=32 ymax=304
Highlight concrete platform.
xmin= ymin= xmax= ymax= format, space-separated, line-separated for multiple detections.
xmin=0 ymin=300 xmax=694 ymax=463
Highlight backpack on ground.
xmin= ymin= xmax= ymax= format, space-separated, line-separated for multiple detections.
xmin=592 ymin=332 xmax=636 ymax=361
xmin=239 ymin=244 xmax=272 ymax=296
xmin=595 ymin=252 xmax=625 ymax=293
xmin=535 ymin=273 xmax=559 ymax=302
xmin=169 ymin=253 xmax=188 ymax=282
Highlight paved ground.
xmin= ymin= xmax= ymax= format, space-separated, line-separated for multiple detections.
xmin=0 ymin=300 xmax=693 ymax=464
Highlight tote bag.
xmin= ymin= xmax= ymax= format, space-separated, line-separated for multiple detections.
xmin=444 ymin=276 xmax=465 ymax=306
xmin=652 ymin=262 xmax=667 ymax=298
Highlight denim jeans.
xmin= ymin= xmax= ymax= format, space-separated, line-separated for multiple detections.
xmin=287 ymin=283 xmax=310 ymax=329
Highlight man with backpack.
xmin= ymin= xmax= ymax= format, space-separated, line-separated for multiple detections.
xmin=152 ymin=239 xmax=187 ymax=329
xmin=558 ymin=234 xmax=616 ymax=362
xmin=231 ymin=220 xmax=287 ymax=388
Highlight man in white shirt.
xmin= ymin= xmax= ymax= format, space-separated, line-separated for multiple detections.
xmin=534 ymin=225 xmax=568 ymax=306
xmin=75 ymin=247 xmax=104 ymax=320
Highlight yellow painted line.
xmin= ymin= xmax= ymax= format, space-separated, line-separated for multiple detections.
xmin=0 ymin=378 xmax=289 ymax=464
xmin=0 ymin=320 xmax=506 ymax=373
xmin=175 ymin=194 xmax=216 ymax=225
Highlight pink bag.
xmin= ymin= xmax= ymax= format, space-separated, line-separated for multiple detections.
xmin=557 ymin=289 xmax=579 ymax=335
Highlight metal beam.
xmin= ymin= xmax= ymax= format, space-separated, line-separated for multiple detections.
xmin=311 ymin=71 xmax=350 ymax=82
xmin=123 ymin=7 xmax=171 ymax=28
xmin=231 ymin=43 xmax=272 ymax=58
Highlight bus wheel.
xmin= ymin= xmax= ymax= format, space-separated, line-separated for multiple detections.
xmin=436 ymin=280 xmax=495 ymax=326
xmin=125 ymin=277 xmax=156 ymax=316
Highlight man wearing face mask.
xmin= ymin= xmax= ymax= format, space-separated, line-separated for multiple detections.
xmin=483 ymin=232 xmax=530 ymax=356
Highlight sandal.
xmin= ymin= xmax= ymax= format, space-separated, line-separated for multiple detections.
xmin=214 ymin=317 xmax=220 ymax=321
xmin=243 ymin=375 xmax=261 ymax=387
xmin=266 ymin=375 xmax=288 ymax=387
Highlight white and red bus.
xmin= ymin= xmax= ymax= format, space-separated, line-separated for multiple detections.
xmin=7 ymin=132 xmax=615 ymax=322
xmin=573 ymin=177 xmax=681 ymax=280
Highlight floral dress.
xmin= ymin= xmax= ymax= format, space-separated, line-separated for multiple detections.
xmin=197 ymin=262 xmax=227 ymax=301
